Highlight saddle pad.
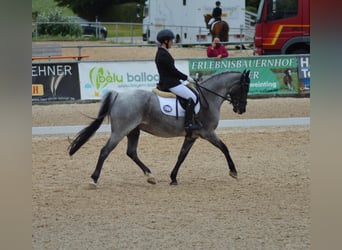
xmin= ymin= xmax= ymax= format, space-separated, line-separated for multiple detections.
xmin=156 ymin=96 xmax=200 ymax=117
xmin=211 ymin=21 xmax=220 ymax=31
xmin=157 ymin=96 xmax=186 ymax=117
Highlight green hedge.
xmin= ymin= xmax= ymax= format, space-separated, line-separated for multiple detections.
xmin=35 ymin=9 xmax=82 ymax=37
xmin=103 ymin=3 xmax=141 ymax=22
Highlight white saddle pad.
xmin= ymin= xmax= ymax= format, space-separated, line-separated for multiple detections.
xmin=157 ymin=96 xmax=200 ymax=117
xmin=211 ymin=21 xmax=220 ymax=31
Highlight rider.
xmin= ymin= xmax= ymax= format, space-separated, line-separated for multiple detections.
xmin=155 ymin=29 xmax=202 ymax=135
xmin=208 ymin=1 xmax=222 ymax=30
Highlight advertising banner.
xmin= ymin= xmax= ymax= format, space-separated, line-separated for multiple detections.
xmin=189 ymin=56 xmax=300 ymax=95
xmin=297 ymin=55 xmax=310 ymax=94
xmin=32 ymin=62 xmax=80 ymax=101
xmin=78 ymin=60 xmax=189 ymax=100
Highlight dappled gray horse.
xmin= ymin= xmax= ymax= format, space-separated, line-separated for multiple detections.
xmin=68 ymin=70 xmax=250 ymax=186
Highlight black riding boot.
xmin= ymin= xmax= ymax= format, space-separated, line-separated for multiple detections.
xmin=208 ymin=24 xmax=212 ymax=34
xmin=184 ymin=98 xmax=202 ymax=136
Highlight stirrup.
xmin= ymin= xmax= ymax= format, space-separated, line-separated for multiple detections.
xmin=185 ymin=121 xmax=203 ymax=133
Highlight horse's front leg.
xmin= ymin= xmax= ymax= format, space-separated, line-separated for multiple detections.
xmin=170 ymin=137 xmax=197 ymax=185
xmin=206 ymin=132 xmax=238 ymax=179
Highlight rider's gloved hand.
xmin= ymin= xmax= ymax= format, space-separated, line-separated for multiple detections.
xmin=187 ymin=76 xmax=195 ymax=83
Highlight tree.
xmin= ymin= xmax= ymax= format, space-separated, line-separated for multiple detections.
xmin=54 ymin=0 xmax=145 ymax=21
xmin=55 ymin=0 xmax=261 ymax=21
xmin=55 ymin=0 xmax=113 ymax=20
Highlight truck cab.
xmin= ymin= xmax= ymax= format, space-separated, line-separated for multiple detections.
xmin=254 ymin=0 xmax=310 ymax=55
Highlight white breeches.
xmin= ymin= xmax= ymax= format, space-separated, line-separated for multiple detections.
xmin=169 ymin=82 xmax=197 ymax=102
xmin=169 ymin=82 xmax=200 ymax=113
xmin=208 ymin=17 xmax=215 ymax=26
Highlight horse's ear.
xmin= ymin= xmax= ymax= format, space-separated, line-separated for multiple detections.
xmin=245 ymin=70 xmax=251 ymax=83
xmin=240 ymin=70 xmax=246 ymax=82
xmin=242 ymin=69 xmax=250 ymax=78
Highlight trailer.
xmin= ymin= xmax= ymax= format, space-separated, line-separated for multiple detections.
xmin=142 ymin=0 xmax=246 ymax=45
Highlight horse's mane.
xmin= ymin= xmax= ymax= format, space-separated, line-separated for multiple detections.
xmin=199 ymin=71 xmax=241 ymax=85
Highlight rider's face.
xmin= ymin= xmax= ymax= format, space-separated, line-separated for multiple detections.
xmin=168 ymin=39 xmax=173 ymax=47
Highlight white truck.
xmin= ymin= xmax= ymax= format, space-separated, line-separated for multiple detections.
xmin=142 ymin=0 xmax=246 ymax=45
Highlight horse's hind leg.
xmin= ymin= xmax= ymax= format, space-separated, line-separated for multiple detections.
xmin=126 ymin=128 xmax=156 ymax=184
xmin=90 ymin=135 xmax=121 ymax=186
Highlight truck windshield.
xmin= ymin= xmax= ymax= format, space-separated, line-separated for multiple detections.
xmin=266 ymin=0 xmax=298 ymax=21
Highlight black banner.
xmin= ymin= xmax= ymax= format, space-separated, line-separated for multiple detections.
xmin=32 ymin=62 xmax=80 ymax=101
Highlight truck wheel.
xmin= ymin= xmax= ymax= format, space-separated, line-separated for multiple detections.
xmin=287 ymin=46 xmax=310 ymax=54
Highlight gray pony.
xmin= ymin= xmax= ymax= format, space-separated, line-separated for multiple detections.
xmin=68 ymin=70 xmax=250 ymax=186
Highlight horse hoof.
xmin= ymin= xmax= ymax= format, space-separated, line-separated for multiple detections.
xmin=146 ymin=173 xmax=157 ymax=184
xmin=229 ymin=171 xmax=238 ymax=179
xmin=88 ymin=181 xmax=97 ymax=189
xmin=170 ymin=180 xmax=178 ymax=185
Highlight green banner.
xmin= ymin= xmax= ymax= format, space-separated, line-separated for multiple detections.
xmin=189 ymin=56 xmax=299 ymax=95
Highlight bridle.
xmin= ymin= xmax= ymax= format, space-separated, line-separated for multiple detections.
xmin=194 ymin=70 xmax=249 ymax=110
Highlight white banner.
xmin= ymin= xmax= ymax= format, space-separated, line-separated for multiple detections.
xmin=78 ymin=60 xmax=189 ymax=100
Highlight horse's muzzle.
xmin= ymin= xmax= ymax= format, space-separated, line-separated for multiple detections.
xmin=233 ymin=106 xmax=246 ymax=114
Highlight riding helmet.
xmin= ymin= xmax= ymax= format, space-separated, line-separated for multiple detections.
xmin=216 ymin=1 xmax=221 ymax=6
xmin=157 ymin=29 xmax=175 ymax=43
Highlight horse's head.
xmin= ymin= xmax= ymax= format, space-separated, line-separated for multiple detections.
xmin=228 ymin=70 xmax=250 ymax=114
xmin=204 ymin=14 xmax=212 ymax=25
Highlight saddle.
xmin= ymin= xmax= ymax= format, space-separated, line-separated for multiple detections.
xmin=209 ymin=15 xmax=223 ymax=30
xmin=152 ymin=83 xmax=199 ymax=109
xmin=210 ymin=21 xmax=221 ymax=32
xmin=152 ymin=84 xmax=200 ymax=117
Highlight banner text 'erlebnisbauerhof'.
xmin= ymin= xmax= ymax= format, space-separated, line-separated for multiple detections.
xmin=189 ymin=56 xmax=299 ymax=94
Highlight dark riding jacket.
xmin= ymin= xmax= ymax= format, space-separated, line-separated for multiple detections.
xmin=212 ymin=7 xmax=222 ymax=20
xmin=155 ymin=47 xmax=187 ymax=91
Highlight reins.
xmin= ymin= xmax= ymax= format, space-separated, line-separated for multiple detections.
xmin=194 ymin=70 xmax=249 ymax=109
xmin=194 ymin=81 xmax=232 ymax=109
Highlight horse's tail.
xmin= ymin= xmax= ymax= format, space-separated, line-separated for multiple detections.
xmin=68 ymin=91 xmax=117 ymax=156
